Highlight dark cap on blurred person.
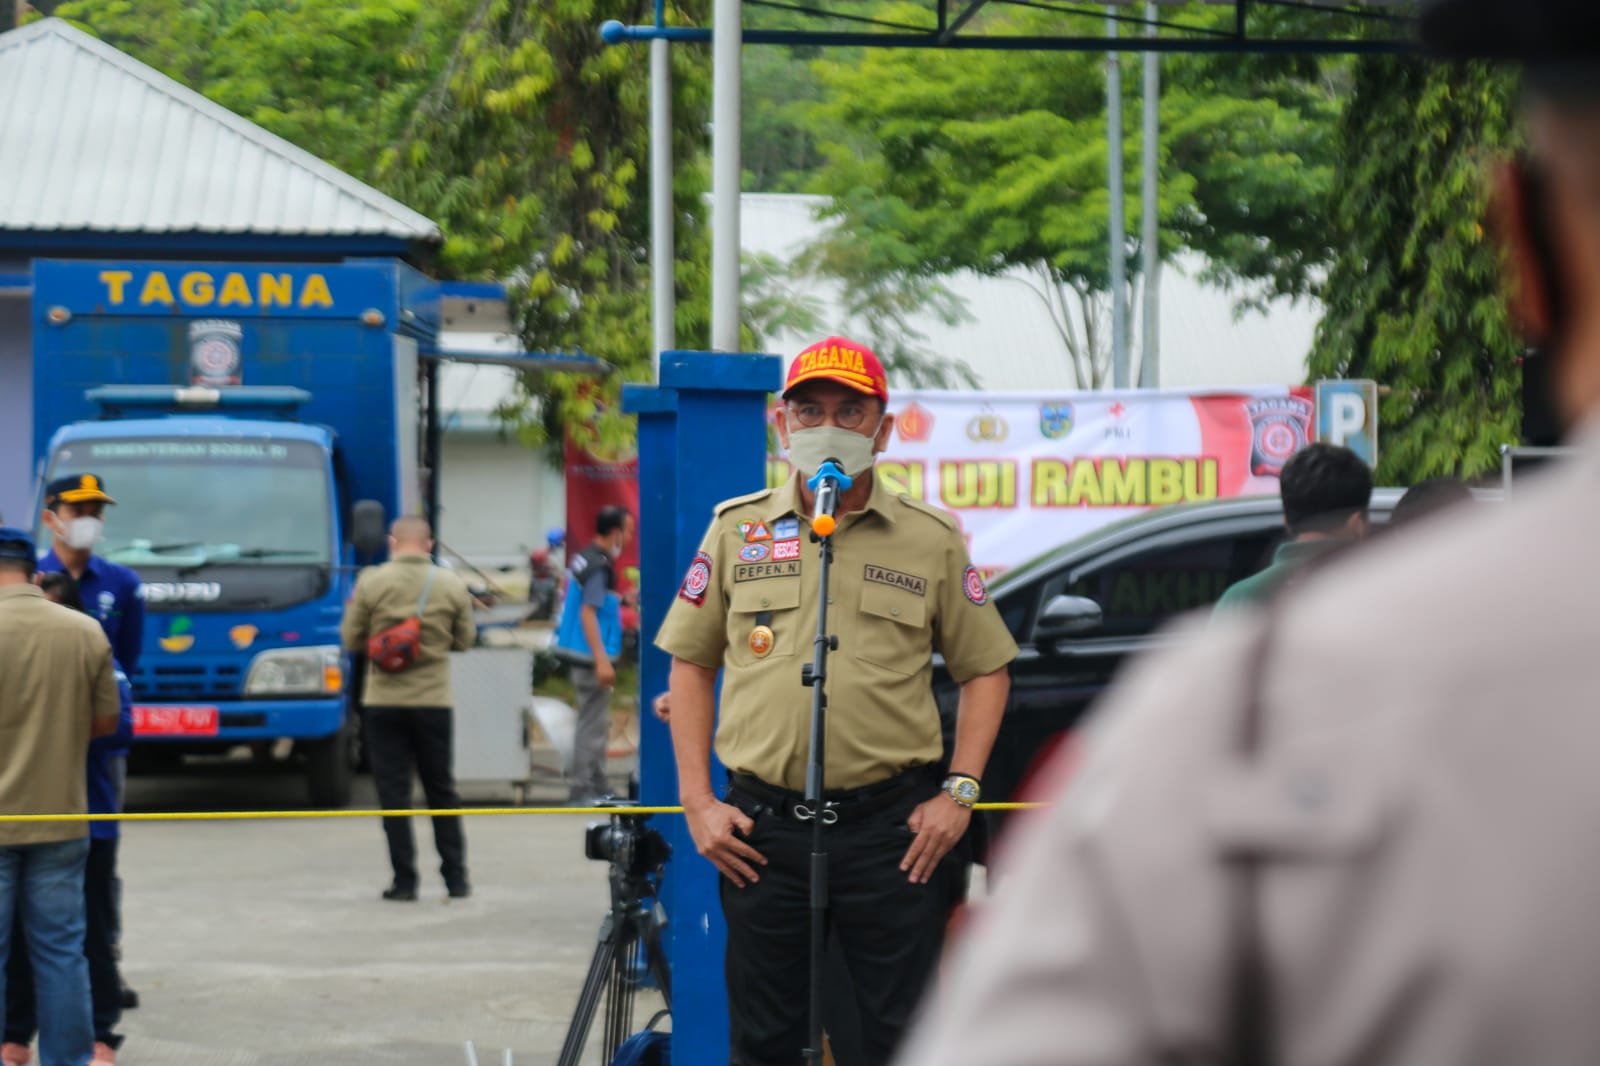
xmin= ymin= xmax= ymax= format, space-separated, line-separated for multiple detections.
xmin=1421 ymin=0 xmax=1600 ymax=97
xmin=44 ymin=474 xmax=115 ymax=508
xmin=0 ymin=527 xmax=37 ymax=563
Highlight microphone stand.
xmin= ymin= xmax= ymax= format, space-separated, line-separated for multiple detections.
xmin=800 ymin=460 xmax=851 ymax=1066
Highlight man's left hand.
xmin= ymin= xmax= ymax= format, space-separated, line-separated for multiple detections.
xmin=900 ymin=794 xmax=971 ymax=885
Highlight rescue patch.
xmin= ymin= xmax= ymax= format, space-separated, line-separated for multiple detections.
xmin=734 ymin=561 xmax=801 ymax=582
xmin=864 ymin=565 xmax=927 ymax=597
xmin=744 ymin=520 xmax=772 ymax=543
xmin=775 ymin=517 xmax=800 ymax=540
xmin=962 ymin=566 xmax=988 ymax=606
xmin=772 ymin=538 xmax=801 ymax=562
xmin=678 ymin=551 xmax=713 ymax=606
xmin=739 ymin=543 xmax=771 ymax=562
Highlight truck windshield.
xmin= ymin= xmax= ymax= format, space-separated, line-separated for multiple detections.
xmin=46 ymin=437 xmax=333 ymax=568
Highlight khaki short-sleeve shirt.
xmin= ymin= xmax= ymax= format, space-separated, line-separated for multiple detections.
xmin=656 ymin=472 xmax=1018 ymax=791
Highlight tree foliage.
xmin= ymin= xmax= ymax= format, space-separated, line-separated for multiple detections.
xmin=1309 ymin=58 xmax=1520 ymax=483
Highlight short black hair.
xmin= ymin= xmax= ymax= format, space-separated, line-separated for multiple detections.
xmin=1279 ymin=443 xmax=1373 ymax=536
xmin=596 ymin=505 xmax=632 ymax=537
xmin=1392 ymin=477 xmax=1474 ymax=527
xmin=0 ymin=557 xmax=35 ymax=580
xmin=37 ymin=571 xmax=85 ymax=612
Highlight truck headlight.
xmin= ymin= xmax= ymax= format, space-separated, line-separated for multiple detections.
xmin=244 ymin=646 xmax=344 ymax=697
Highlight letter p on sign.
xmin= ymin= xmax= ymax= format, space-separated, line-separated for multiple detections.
xmin=1315 ymin=380 xmax=1379 ymax=467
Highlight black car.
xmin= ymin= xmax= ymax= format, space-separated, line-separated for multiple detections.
xmin=936 ymin=489 xmax=1407 ymax=814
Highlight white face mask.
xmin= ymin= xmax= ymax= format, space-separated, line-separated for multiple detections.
xmin=59 ymin=516 xmax=104 ymax=551
xmin=785 ymin=423 xmax=881 ymax=479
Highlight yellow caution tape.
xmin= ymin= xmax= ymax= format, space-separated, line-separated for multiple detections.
xmin=0 ymin=801 xmax=1045 ymax=824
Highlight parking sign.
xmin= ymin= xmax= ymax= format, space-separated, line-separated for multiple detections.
xmin=1315 ymin=379 xmax=1379 ymax=467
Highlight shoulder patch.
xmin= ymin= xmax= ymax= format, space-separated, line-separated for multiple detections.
xmin=894 ymin=494 xmax=961 ymax=531
xmin=678 ymin=551 xmax=714 ymax=607
xmin=713 ymin=487 xmax=778 ymax=518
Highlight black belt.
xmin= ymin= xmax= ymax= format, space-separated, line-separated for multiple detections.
xmin=728 ymin=766 xmax=935 ymax=825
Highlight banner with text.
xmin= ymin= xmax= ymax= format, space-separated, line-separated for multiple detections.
xmin=769 ymin=386 xmax=1317 ymax=576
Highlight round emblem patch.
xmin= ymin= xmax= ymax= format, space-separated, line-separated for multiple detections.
xmin=962 ymin=566 xmax=988 ymax=606
xmin=749 ymin=625 xmax=775 ymax=659
xmin=678 ymin=551 xmax=713 ymax=606
xmin=739 ymin=542 xmax=771 ymax=562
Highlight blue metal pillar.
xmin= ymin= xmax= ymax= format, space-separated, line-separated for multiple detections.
xmin=623 ymin=350 xmax=783 ymax=1066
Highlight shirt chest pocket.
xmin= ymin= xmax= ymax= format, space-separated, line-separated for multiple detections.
xmin=856 ymin=582 xmax=930 ymax=677
xmin=727 ymin=581 xmax=802 ymax=667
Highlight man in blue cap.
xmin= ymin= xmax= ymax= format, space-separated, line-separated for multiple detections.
xmin=899 ymin=6 xmax=1600 ymax=1065
xmin=0 ymin=527 xmax=121 ymax=1066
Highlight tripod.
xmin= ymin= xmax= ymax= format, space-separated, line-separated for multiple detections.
xmin=557 ymin=812 xmax=673 ymax=1066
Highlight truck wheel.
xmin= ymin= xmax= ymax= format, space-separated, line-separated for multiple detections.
xmin=306 ymin=722 xmax=354 ymax=808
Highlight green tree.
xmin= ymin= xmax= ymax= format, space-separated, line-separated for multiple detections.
xmin=1309 ymin=57 xmax=1521 ymax=483
xmin=802 ymin=5 xmax=1340 ymax=388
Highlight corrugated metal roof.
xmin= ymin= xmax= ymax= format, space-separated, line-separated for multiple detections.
xmin=0 ymin=18 xmax=439 ymax=241
xmin=741 ymin=193 xmax=1319 ymax=390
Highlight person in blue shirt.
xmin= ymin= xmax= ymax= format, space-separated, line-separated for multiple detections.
xmin=552 ymin=506 xmax=634 ymax=805
xmin=3 ymin=572 xmax=133 ymax=1066
xmin=37 ymin=475 xmax=145 ymax=677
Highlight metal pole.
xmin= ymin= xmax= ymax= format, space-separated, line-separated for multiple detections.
xmin=651 ymin=36 xmax=675 ymax=379
xmin=710 ymin=0 xmax=743 ymax=352
xmin=1140 ymin=1 xmax=1161 ymax=388
xmin=1107 ymin=10 xmax=1128 ymax=389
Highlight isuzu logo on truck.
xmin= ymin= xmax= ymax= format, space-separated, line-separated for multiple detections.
xmin=141 ymin=582 xmax=223 ymax=604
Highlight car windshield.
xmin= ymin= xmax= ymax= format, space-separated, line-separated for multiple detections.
xmin=44 ymin=437 xmax=333 ymax=567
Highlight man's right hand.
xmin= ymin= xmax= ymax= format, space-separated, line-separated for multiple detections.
xmin=595 ymin=658 xmax=617 ymax=689
xmin=684 ymin=795 xmax=767 ymax=887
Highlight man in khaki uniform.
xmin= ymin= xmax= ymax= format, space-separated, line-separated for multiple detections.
xmin=0 ymin=527 xmax=120 ymax=1066
xmin=341 ymin=517 xmax=477 ymax=902
xmin=898 ymin=6 xmax=1600 ymax=1065
xmin=658 ymin=336 xmax=1016 ymax=1065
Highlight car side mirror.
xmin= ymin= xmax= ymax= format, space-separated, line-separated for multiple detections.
xmin=1035 ymin=594 xmax=1104 ymax=639
xmin=351 ymin=499 xmax=387 ymax=558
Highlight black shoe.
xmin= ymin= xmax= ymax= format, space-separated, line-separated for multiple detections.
xmin=120 ymin=983 xmax=139 ymax=1010
xmin=446 ymin=883 xmax=471 ymax=899
xmin=382 ymin=884 xmax=418 ymax=902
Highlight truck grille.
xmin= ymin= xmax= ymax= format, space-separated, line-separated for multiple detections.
xmin=132 ymin=661 xmax=244 ymax=701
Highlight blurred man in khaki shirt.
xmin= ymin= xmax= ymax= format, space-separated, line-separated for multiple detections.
xmin=899 ymin=5 xmax=1600 ymax=1065
xmin=0 ymin=527 xmax=120 ymax=1066
xmin=342 ymin=517 xmax=476 ymax=902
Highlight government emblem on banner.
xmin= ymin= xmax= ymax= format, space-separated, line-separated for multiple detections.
xmin=897 ymin=402 xmax=934 ymax=443
xmin=1245 ymin=396 xmax=1313 ymax=477
xmin=1039 ymin=402 xmax=1074 ymax=441
xmin=189 ymin=319 xmax=243 ymax=386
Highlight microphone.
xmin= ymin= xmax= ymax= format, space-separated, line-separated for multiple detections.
xmin=806 ymin=459 xmax=854 ymax=538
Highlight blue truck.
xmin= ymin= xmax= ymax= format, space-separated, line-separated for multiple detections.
xmin=26 ymin=257 xmax=539 ymax=805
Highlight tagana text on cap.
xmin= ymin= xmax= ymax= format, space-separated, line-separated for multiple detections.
xmin=784 ymin=337 xmax=890 ymax=405
xmin=45 ymin=474 xmax=116 ymax=507
xmin=0 ymin=526 xmax=36 ymax=562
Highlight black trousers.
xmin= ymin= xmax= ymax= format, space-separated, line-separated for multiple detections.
xmin=5 ymin=836 xmax=123 ymax=1048
xmin=721 ymin=781 xmax=949 ymax=1066
xmin=365 ymin=705 xmax=467 ymax=891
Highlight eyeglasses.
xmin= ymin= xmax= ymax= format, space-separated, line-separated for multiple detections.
xmin=786 ymin=399 xmax=876 ymax=431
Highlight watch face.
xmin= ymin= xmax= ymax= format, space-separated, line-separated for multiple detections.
xmin=955 ymin=779 xmax=980 ymax=803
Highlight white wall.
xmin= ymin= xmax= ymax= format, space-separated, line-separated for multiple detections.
xmin=436 ymin=433 xmax=564 ymax=569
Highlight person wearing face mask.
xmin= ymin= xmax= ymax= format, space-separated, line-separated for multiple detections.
xmin=552 ymin=505 xmax=635 ymax=805
xmin=37 ymin=476 xmax=144 ymax=681
xmin=655 ymin=336 xmax=1017 ymax=1065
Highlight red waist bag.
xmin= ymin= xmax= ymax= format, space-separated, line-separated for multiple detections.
xmin=366 ymin=567 xmax=437 ymax=674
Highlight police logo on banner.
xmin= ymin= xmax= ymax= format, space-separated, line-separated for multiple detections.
xmin=1039 ymin=402 xmax=1075 ymax=441
xmin=189 ymin=319 xmax=244 ymax=387
xmin=1245 ymin=397 xmax=1313 ymax=477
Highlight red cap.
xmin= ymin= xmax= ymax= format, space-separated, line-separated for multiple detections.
xmin=783 ymin=337 xmax=889 ymax=404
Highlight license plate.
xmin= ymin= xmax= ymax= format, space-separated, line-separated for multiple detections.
xmin=133 ymin=706 xmax=220 ymax=737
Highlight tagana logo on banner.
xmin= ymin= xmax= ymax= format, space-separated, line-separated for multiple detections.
xmin=770 ymin=387 xmax=1317 ymax=576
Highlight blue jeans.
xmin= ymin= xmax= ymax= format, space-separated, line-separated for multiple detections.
xmin=0 ymin=838 xmax=93 ymax=1066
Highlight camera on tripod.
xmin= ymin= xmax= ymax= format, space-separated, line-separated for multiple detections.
xmin=584 ymin=805 xmax=671 ymax=879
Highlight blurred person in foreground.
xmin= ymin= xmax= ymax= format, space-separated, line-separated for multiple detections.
xmin=0 ymin=530 xmax=120 ymax=1066
xmin=896 ymin=6 xmax=1600 ymax=1064
xmin=4 ymin=576 xmax=132 ymax=1066
xmin=1212 ymin=442 xmax=1373 ymax=614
